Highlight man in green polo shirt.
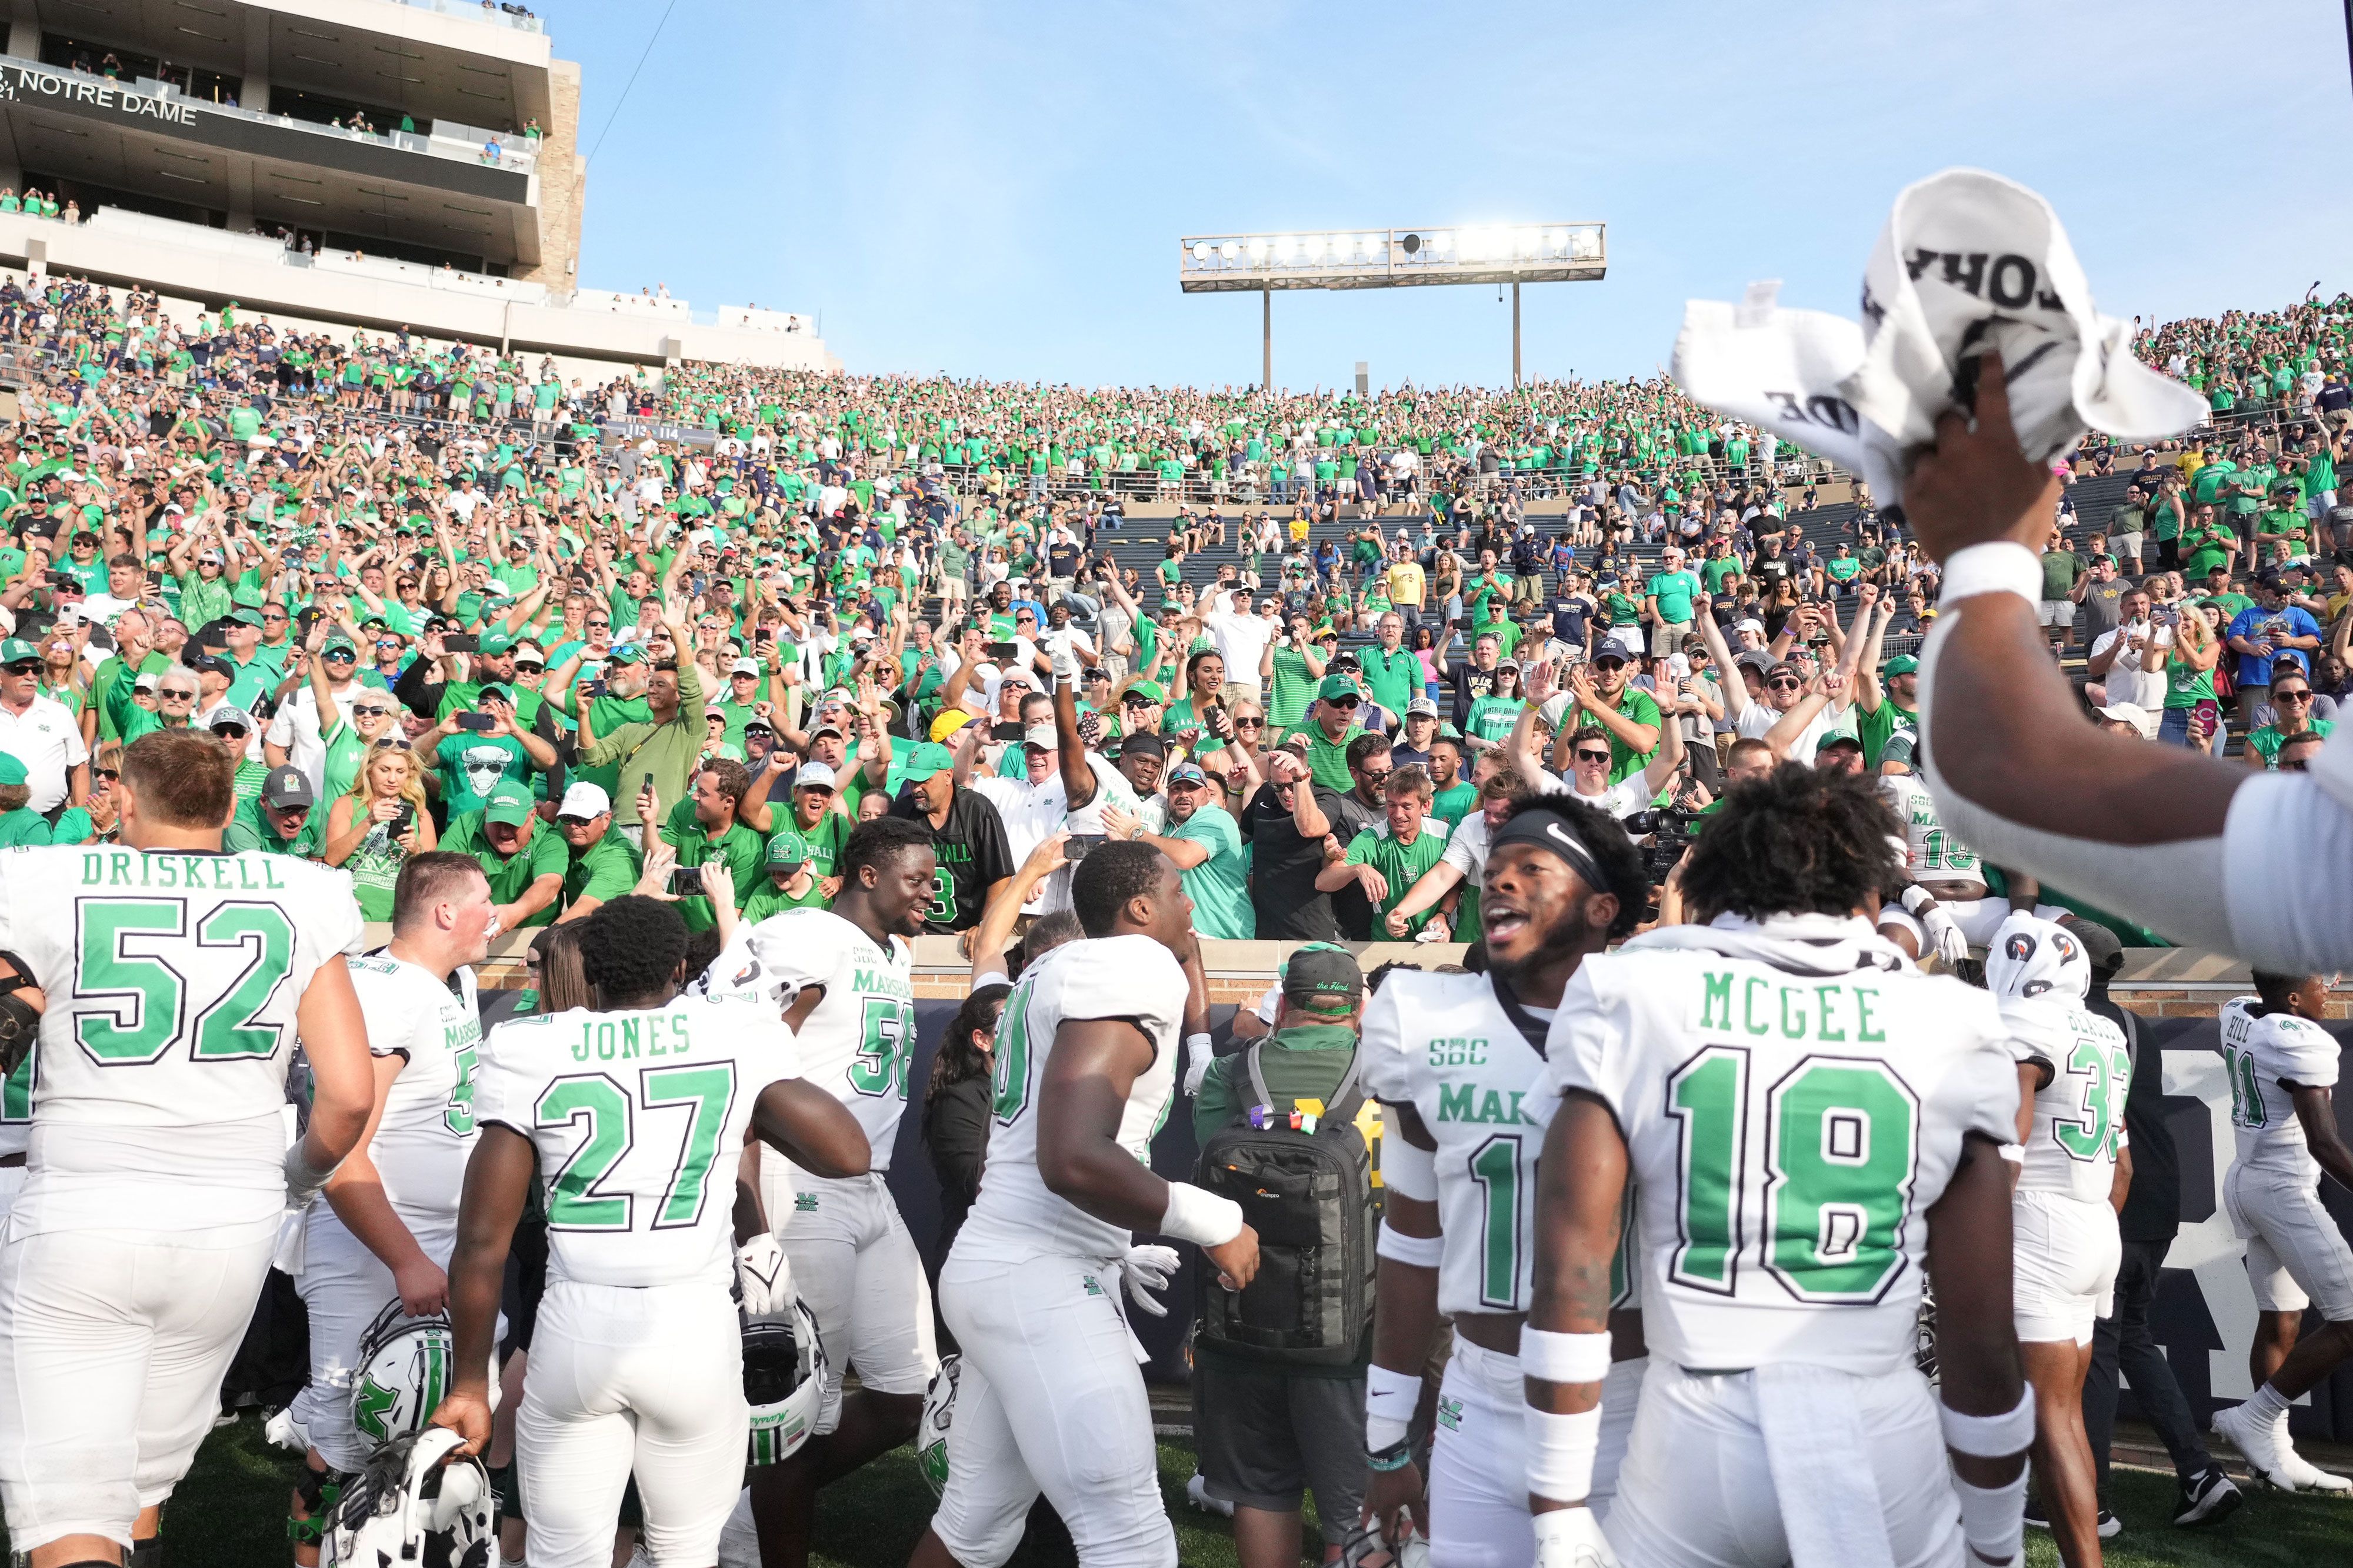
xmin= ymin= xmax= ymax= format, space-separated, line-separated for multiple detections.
xmin=741 ymin=827 xmax=830 ymax=921
xmin=1318 ymin=766 xmax=1446 ymax=938
xmin=0 ymin=752 xmax=86 ymax=846
xmin=656 ymin=756 xmax=764 ymax=932
xmin=225 ymin=765 xmax=326 ymax=855
xmin=219 ymin=609 xmax=279 ymax=710
xmin=441 ymin=782 xmax=567 ymax=929
xmin=1128 ymin=760 xmax=1251 ymax=939
xmin=551 ymin=781 xmax=641 ymax=923
xmin=1283 ymin=673 xmax=1369 ymax=791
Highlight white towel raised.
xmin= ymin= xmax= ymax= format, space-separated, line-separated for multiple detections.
xmin=1673 ymin=168 xmax=2205 ymax=509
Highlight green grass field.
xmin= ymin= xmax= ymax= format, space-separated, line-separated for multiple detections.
xmin=15 ymin=1412 xmax=2353 ymax=1567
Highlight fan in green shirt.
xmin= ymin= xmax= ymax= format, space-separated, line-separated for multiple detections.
xmin=441 ymin=788 xmax=568 ymax=929
xmin=224 ymin=769 xmax=327 ymax=855
xmin=659 ymin=776 xmax=765 ymax=932
xmin=741 ymin=828 xmax=832 ymax=921
xmin=1148 ymin=765 xmax=1252 ymax=939
xmin=1324 ymin=778 xmax=1447 ymax=938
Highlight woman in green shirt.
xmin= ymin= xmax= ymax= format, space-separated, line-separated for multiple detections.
xmin=2156 ymin=602 xmax=2224 ymax=752
xmin=324 ymin=745 xmax=437 ymax=922
xmin=1462 ymin=660 xmax=1527 ymax=749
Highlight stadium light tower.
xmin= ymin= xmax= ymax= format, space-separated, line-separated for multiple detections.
xmin=1178 ymin=225 xmax=1606 ymax=391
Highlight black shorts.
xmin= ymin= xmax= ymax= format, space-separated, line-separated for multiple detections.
xmin=1192 ymin=1358 xmax=1365 ymax=1536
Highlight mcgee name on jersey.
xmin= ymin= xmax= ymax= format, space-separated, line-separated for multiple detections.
xmin=1694 ymin=969 xmax=1893 ymax=1043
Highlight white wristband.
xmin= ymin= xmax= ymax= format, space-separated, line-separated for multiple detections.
xmin=1524 ymin=1405 xmax=1601 ymax=1503
xmin=1939 ymin=1384 xmax=2037 ymax=1457
xmin=1952 ymin=1470 xmax=2027 ymax=1566
xmin=1519 ymin=1326 xmax=1613 ymax=1383
xmin=1901 ymin=883 xmax=1936 ymax=916
xmin=1366 ymin=1362 xmax=1422 ymax=1438
xmin=1937 ymin=542 xmax=2041 ymax=606
xmin=1377 ymin=1219 xmax=1445 ymax=1269
xmin=1159 ymin=1180 xmax=1244 ymax=1247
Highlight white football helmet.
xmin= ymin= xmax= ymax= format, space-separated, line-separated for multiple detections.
xmin=322 ymin=1426 xmax=495 ymax=1567
xmin=349 ymin=1300 xmax=499 ymax=1451
xmin=745 ymin=1298 xmax=827 ymax=1468
xmin=916 ymin=1353 xmax=963 ymax=1498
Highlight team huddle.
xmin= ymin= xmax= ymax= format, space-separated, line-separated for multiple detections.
xmin=0 ymin=709 xmax=2349 ymax=1568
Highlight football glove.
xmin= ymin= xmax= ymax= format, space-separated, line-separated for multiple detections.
xmin=735 ymin=1234 xmax=794 ymax=1317
xmin=1919 ymin=903 xmax=1969 ymax=968
xmin=1120 ymin=1243 xmax=1181 ymax=1317
xmin=1531 ymin=1507 xmax=1619 ymax=1568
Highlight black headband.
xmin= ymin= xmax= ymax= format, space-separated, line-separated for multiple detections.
xmin=1488 ymin=805 xmax=1608 ymax=892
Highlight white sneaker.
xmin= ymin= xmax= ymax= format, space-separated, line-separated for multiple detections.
xmin=2215 ymin=1402 xmax=2298 ymax=1490
xmin=1185 ymin=1473 xmax=1233 ymax=1517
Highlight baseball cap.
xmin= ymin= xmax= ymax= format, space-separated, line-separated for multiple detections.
xmin=476 ymin=683 xmax=514 ymax=707
xmin=898 ymin=742 xmax=956 ymax=783
xmin=321 ymin=636 xmax=358 ymax=659
xmin=1164 ymin=761 xmax=1208 ymax=788
xmin=809 ymin=721 xmax=845 ymax=742
xmin=1882 ymin=655 xmax=1920 ymax=677
xmin=765 ymin=828 xmax=812 ymax=868
xmin=228 ymin=608 xmax=264 ymax=628
xmin=606 ymin=644 xmax=648 ymax=666
xmin=260 ymin=765 xmax=314 ymax=810
xmin=1406 ymin=696 xmax=1439 ymax=718
xmin=794 ymin=761 xmax=839 ymax=792
xmin=483 ymin=784 xmax=536 ymax=828
xmin=0 ymin=753 xmax=26 ymax=786
xmin=1281 ymin=944 xmax=1364 ymax=1015
xmin=1815 ymin=733 xmax=1864 ymax=753
xmin=478 ymin=630 xmax=515 ymax=656
xmin=132 ymin=670 xmax=159 ymax=693
xmin=1316 ymin=674 xmax=1359 ymax=702
xmin=206 ymin=705 xmax=256 ymax=735
xmin=731 ymin=656 xmax=763 ymax=677
xmin=2095 ymin=702 xmax=2157 ymax=740
xmin=556 ymin=782 xmax=612 ymax=820
xmin=1122 ymin=679 xmax=1165 ymax=706
xmin=0 ymin=637 xmax=37 ymax=666
xmin=1022 ymin=724 xmax=1057 ymax=750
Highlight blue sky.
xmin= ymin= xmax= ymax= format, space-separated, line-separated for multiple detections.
xmin=559 ymin=0 xmax=2351 ymax=389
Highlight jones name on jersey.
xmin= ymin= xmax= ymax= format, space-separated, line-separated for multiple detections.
xmin=472 ymin=993 xmax=802 ymax=1289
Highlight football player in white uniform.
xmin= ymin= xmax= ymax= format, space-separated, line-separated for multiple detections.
xmin=1878 ymin=745 xmax=2065 ymax=951
xmin=1358 ymin=796 xmax=1652 ymax=1568
xmin=699 ymin=816 xmax=940 ymax=1568
xmin=428 ymin=896 xmax=869 ymax=1568
xmin=0 ymin=730 xmax=379 ymax=1568
xmin=286 ymin=852 xmax=494 ymax=1563
xmin=2211 ymin=972 xmax=2353 ymax=1492
xmin=909 ymin=841 xmax=1256 ymax=1568
xmin=1985 ymin=912 xmax=2128 ymax=1565
xmin=1523 ymin=765 xmax=2032 ymax=1568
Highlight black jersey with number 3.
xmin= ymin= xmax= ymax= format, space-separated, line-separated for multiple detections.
xmin=889 ymin=785 xmax=1015 ymax=933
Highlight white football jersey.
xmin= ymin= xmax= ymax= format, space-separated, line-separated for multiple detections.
xmin=1361 ymin=970 xmax=1636 ymax=1319
xmin=956 ymin=935 xmax=1188 ymax=1263
xmin=473 ymin=993 xmax=801 ymax=1289
xmin=698 ymin=908 xmax=918 ymax=1170
xmin=1538 ymin=943 xmax=2017 ymax=1376
xmin=346 ymin=953 xmax=482 ymax=1227
xmin=1879 ymin=775 xmax=1982 ymax=883
xmin=0 ymin=845 xmax=364 ymax=1233
xmin=2005 ymin=999 xmax=2129 ymax=1204
xmin=2221 ymin=997 xmax=2339 ymax=1180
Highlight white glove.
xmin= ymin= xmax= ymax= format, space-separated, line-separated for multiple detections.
xmin=1181 ymin=1032 xmax=1215 ymax=1098
xmin=1920 ymin=903 xmax=1968 ymax=969
xmin=1121 ymin=1243 xmax=1181 ymax=1317
xmin=735 ymin=1234 xmax=794 ymax=1316
xmin=1531 ymin=1507 xmax=1620 ymax=1568
xmin=1049 ymin=636 xmax=1081 ymax=683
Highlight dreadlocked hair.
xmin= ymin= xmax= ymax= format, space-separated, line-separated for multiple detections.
xmin=1679 ymin=763 xmax=1902 ymax=923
